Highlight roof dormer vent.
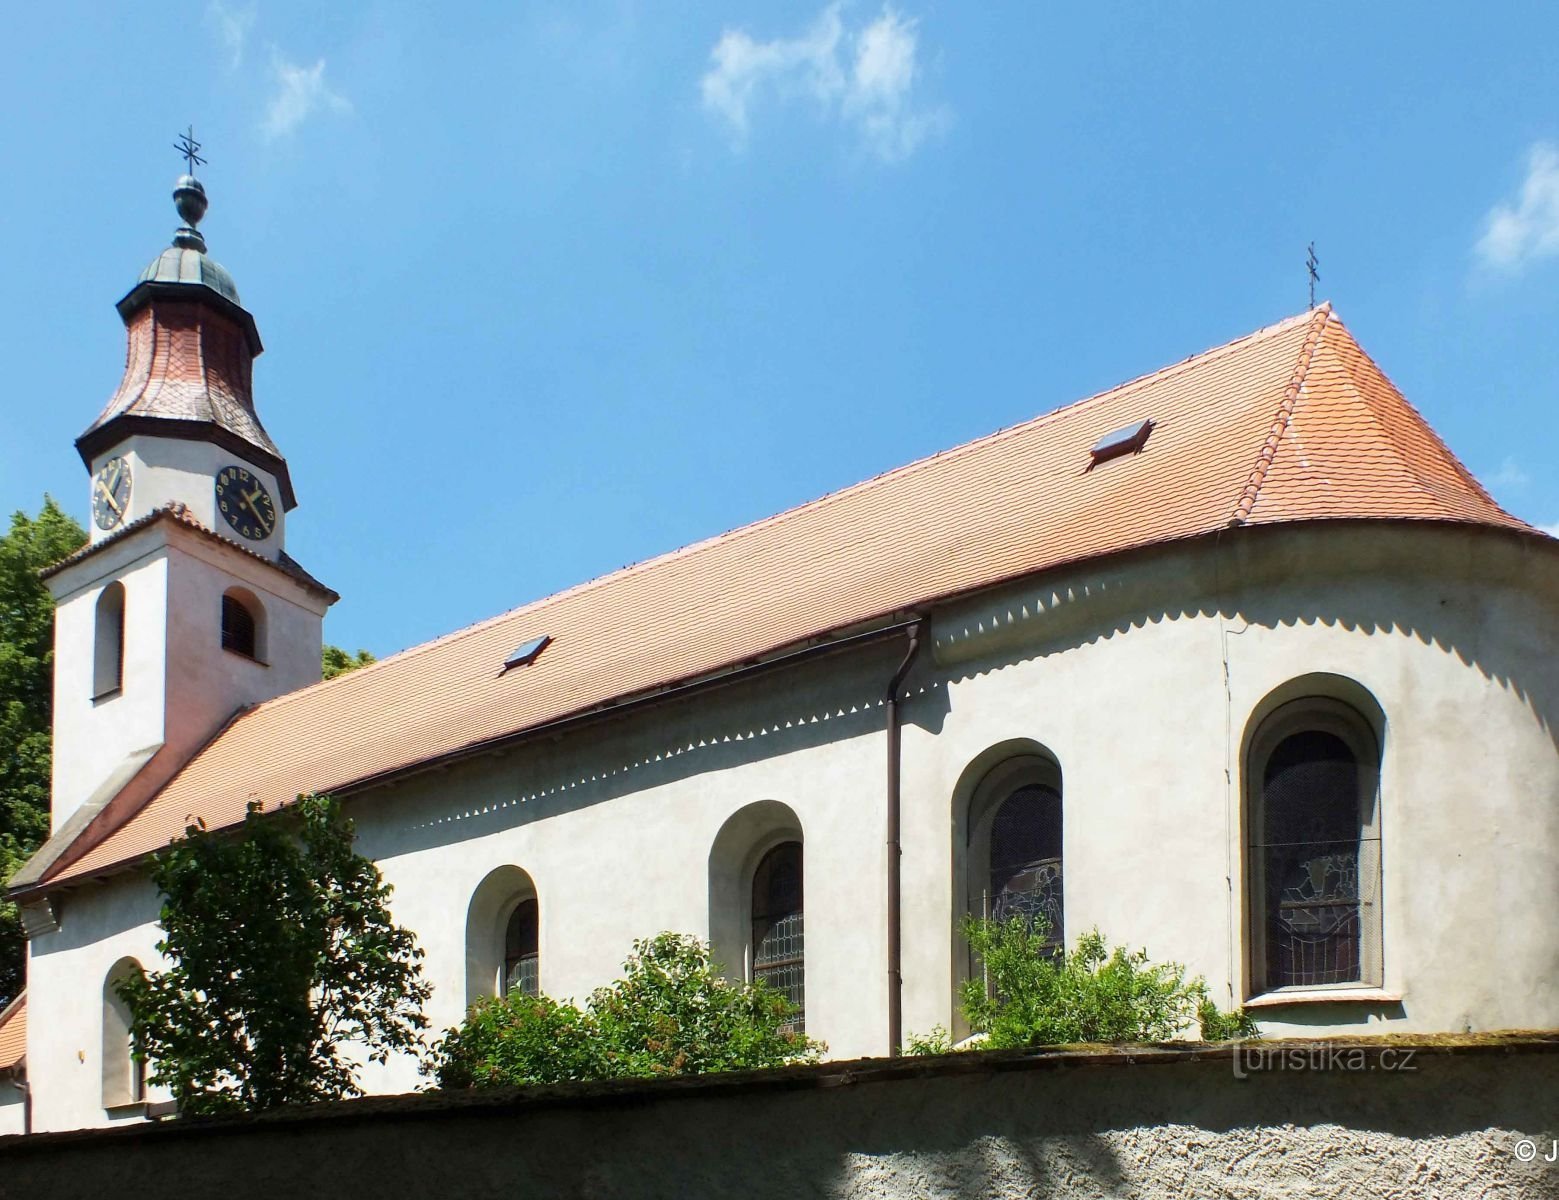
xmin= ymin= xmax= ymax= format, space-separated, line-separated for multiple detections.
xmin=1088 ymin=419 xmax=1153 ymax=469
xmin=500 ymin=635 xmax=552 ymax=676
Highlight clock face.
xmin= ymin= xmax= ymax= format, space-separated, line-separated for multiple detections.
xmin=91 ymin=457 xmax=132 ymax=531
xmin=215 ymin=465 xmax=277 ymax=541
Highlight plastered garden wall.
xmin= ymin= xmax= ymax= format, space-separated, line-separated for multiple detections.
xmin=1 ymin=1035 xmax=1555 ymax=1200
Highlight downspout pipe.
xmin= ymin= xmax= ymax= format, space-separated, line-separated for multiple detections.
xmin=885 ymin=618 xmax=925 ymax=1057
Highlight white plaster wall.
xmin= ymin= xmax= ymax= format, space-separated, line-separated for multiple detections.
xmin=47 ymin=524 xmax=326 ymax=837
xmin=23 ymin=874 xmax=165 ymax=1133
xmin=904 ymin=523 xmax=1559 ymax=1041
xmin=161 ymin=526 xmax=326 ymax=758
xmin=355 ymin=649 xmax=898 ymax=1095
xmin=90 ymin=438 xmax=285 ymax=553
xmin=21 ymin=522 xmax=1559 ymax=1133
xmin=49 ymin=548 xmax=170 ymax=834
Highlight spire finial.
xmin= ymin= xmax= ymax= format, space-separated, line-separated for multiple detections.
xmin=171 ymin=126 xmax=210 ymax=254
xmin=174 ymin=125 xmax=206 ymax=174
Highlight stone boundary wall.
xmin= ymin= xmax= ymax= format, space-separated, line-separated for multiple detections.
xmin=1 ymin=1034 xmax=1556 ymax=1199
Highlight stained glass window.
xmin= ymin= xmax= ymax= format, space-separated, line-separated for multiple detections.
xmin=988 ymin=783 xmax=1063 ymax=952
xmin=751 ymin=841 xmax=804 ymax=1032
xmin=1257 ymin=731 xmax=1369 ymax=988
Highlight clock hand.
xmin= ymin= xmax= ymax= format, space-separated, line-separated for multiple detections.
xmin=96 ymin=479 xmax=123 ymax=514
xmin=243 ymin=488 xmax=274 ymax=534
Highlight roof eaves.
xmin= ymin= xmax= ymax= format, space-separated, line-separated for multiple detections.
xmin=39 ymin=504 xmax=339 ymax=604
xmin=1228 ymin=303 xmax=1333 ymax=527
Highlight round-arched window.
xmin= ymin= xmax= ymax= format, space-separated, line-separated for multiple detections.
xmin=221 ymin=590 xmax=262 ymax=660
xmin=503 ymin=898 xmax=539 ymax=997
xmin=1247 ymin=696 xmax=1383 ymax=993
xmin=751 ymin=841 xmax=804 ymax=1030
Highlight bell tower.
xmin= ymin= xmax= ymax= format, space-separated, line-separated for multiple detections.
xmin=29 ymin=145 xmax=337 ymax=860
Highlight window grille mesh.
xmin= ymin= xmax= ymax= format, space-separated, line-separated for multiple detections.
xmin=752 ymin=842 xmax=804 ymax=1031
xmin=504 ymin=898 xmax=539 ymax=997
xmin=1257 ymin=730 xmax=1380 ymax=989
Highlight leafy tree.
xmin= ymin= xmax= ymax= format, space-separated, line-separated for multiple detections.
xmin=0 ymin=498 xmax=87 ymax=1006
xmin=322 ymin=644 xmax=375 ymax=680
xmin=958 ymin=915 xmax=1255 ymax=1048
xmin=116 ymin=794 xmax=431 ymax=1114
xmin=431 ymin=932 xmax=821 ymax=1088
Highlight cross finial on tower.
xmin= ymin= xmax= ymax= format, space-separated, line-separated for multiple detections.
xmin=174 ymin=126 xmax=207 ymax=176
xmin=169 ymin=128 xmax=211 ymax=254
xmin=1307 ymin=242 xmax=1320 ymax=311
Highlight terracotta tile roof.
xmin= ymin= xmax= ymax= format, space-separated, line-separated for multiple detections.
xmin=40 ymin=502 xmax=338 ymax=603
xmin=0 ymin=992 xmax=24 ymax=1072
xmin=34 ymin=308 xmax=1534 ymax=886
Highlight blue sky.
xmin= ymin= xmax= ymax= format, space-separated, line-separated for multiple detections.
xmin=3 ymin=2 xmax=1556 ymax=658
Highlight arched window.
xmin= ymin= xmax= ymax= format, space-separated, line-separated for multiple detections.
xmin=220 ymin=589 xmax=263 ymax=661
xmin=465 ymin=866 xmax=540 ymax=1005
xmin=751 ymin=840 xmax=804 ymax=1031
xmin=1247 ymin=697 xmax=1382 ymax=994
xmin=102 ymin=958 xmax=146 ymax=1109
xmin=503 ymin=898 xmax=539 ymax=997
xmin=93 ymin=582 xmax=126 ymax=698
xmin=707 ymin=801 xmax=805 ymax=1027
xmin=964 ymin=754 xmax=1064 ymax=953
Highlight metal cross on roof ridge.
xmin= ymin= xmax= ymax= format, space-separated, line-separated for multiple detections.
xmin=1307 ymin=242 xmax=1320 ymax=311
xmin=174 ymin=125 xmax=207 ymax=175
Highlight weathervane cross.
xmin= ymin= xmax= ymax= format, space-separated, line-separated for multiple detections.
xmin=174 ymin=126 xmax=207 ymax=175
xmin=1307 ymin=242 xmax=1320 ymax=311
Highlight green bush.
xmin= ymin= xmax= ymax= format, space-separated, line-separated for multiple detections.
xmin=904 ymin=1026 xmax=954 ymax=1056
xmin=431 ymin=993 xmax=601 ymax=1088
xmin=957 ymin=915 xmax=1253 ymax=1048
xmin=430 ymin=932 xmax=822 ymax=1087
xmin=1196 ymin=997 xmax=1259 ymax=1042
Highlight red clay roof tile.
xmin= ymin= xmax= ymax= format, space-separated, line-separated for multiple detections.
xmin=0 ymin=992 xmax=25 ymax=1072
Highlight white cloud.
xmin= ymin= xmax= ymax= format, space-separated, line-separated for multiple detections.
xmin=700 ymin=4 xmax=948 ymax=162
xmin=262 ymin=54 xmax=351 ymax=141
xmin=1476 ymin=143 xmax=1559 ymax=271
xmin=205 ymin=1 xmax=256 ymax=69
xmin=1484 ymin=457 xmax=1530 ymax=489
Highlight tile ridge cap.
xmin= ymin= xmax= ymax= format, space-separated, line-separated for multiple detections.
xmin=1228 ymin=304 xmax=1333 ymax=526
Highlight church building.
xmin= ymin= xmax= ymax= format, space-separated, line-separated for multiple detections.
xmin=4 ymin=165 xmax=1557 ymax=1135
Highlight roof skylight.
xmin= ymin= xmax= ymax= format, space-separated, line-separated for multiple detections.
xmin=1088 ymin=418 xmax=1153 ymax=467
xmin=500 ymin=634 xmax=552 ymax=675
